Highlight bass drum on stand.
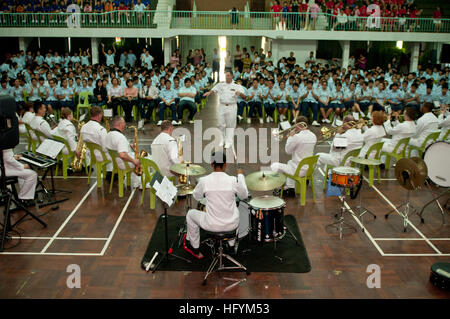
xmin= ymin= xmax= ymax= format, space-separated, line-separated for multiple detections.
xmin=423 ymin=141 xmax=450 ymax=188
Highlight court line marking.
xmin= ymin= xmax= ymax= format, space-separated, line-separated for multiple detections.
xmin=317 ymin=167 xmax=385 ymax=256
xmin=11 ymin=237 xmax=108 ymax=241
xmin=100 ymin=188 xmax=136 ymax=256
xmin=365 ymin=177 xmax=443 ymax=255
xmin=374 ymin=238 xmax=450 ymax=241
xmin=0 ymin=252 xmax=103 ymax=256
xmin=40 ymin=183 xmax=97 ymax=254
xmin=382 ymin=254 xmax=450 ymax=257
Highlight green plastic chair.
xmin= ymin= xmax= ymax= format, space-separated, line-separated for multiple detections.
xmin=442 ymin=129 xmax=450 ymax=141
xmin=323 ymin=148 xmax=362 ymax=191
xmin=33 ymin=129 xmax=48 ymax=145
xmin=281 ymin=155 xmax=319 ymax=206
xmin=407 ymin=131 xmax=440 ymax=157
xmin=380 ymin=137 xmax=410 ymax=170
xmin=52 ymin=135 xmax=75 ymax=179
xmin=108 ymin=149 xmax=134 ymax=197
xmin=76 ymin=91 xmax=92 ymax=120
xmin=351 ymin=142 xmax=384 ymax=187
xmin=24 ymin=123 xmax=37 ymax=153
xmin=85 ymin=141 xmax=111 ymax=188
xmin=140 ymin=157 xmax=159 ymax=209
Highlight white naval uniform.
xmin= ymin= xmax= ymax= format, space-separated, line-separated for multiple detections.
xmin=211 ymin=81 xmax=245 ymax=146
xmin=150 ymin=132 xmax=180 ymax=177
xmin=54 ymin=119 xmax=77 ymax=155
xmin=409 ymin=112 xmax=439 ymax=151
xmin=359 ymin=125 xmax=386 ymax=158
xmin=81 ymin=120 xmax=112 ymax=171
xmin=186 ymin=172 xmax=249 ymax=249
xmin=381 ymin=120 xmax=416 ymax=161
xmin=438 ymin=113 xmax=450 ymax=140
xmin=30 ymin=115 xmax=56 ymax=141
xmin=1 ymin=149 xmax=37 ymax=200
xmin=270 ymin=130 xmax=317 ymax=188
xmin=317 ymin=128 xmax=364 ymax=168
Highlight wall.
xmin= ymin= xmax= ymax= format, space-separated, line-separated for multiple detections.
xmin=269 ymin=39 xmax=318 ymax=66
xmin=194 ymin=0 xmax=247 ymax=11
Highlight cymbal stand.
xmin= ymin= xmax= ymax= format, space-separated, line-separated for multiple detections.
xmin=385 ymin=189 xmax=418 ymax=232
xmin=352 ymin=179 xmax=376 ymax=231
xmin=326 ymin=192 xmax=357 ymax=239
xmin=417 ymin=182 xmax=449 ymax=224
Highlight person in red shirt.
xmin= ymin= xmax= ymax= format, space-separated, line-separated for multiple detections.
xmin=117 ymin=1 xmax=129 ymax=23
xmin=271 ymin=0 xmax=282 ymax=30
xmin=347 ymin=0 xmax=355 ymax=9
xmin=344 ymin=5 xmax=351 ymax=16
xmin=299 ymin=0 xmax=309 ymax=28
xmin=433 ymin=6 xmax=443 ymax=32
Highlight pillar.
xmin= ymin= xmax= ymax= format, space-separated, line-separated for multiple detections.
xmin=163 ymin=37 xmax=173 ymax=66
xmin=18 ymin=37 xmax=32 ymax=52
xmin=435 ymin=42 xmax=443 ymax=65
xmin=340 ymin=40 xmax=350 ymax=70
xmin=91 ymin=38 xmax=99 ymax=64
xmin=410 ymin=42 xmax=420 ymax=73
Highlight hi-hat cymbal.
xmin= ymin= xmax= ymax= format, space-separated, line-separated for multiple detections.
xmin=170 ymin=163 xmax=206 ymax=176
xmin=176 ymin=184 xmax=195 ymax=196
xmin=395 ymin=157 xmax=428 ymax=190
xmin=245 ymin=171 xmax=287 ymax=191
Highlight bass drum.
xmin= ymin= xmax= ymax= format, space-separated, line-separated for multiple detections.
xmin=423 ymin=141 xmax=450 ymax=187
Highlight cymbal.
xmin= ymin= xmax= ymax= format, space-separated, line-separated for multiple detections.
xmin=395 ymin=157 xmax=428 ymax=190
xmin=245 ymin=171 xmax=287 ymax=191
xmin=170 ymin=163 xmax=206 ymax=176
xmin=176 ymin=184 xmax=195 ymax=196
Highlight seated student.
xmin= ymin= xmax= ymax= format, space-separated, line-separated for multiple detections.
xmin=369 ymin=82 xmax=387 ymax=115
xmin=92 ymin=79 xmax=108 ymax=107
xmin=12 ymin=78 xmax=25 ymax=113
xmin=329 ymin=81 xmax=345 ymax=126
xmin=246 ymin=78 xmax=263 ymax=124
xmin=317 ymin=80 xmax=332 ymax=124
xmin=235 ymin=78 xmax=248 ymax=123
xmin=107 ymin=77 xmax=124 ymax=117
xmin=138 ymin=77 xmax=159 ymax=128
xmin=300 ymin=80 xmax=320 ymax=126
xmin=387 ymin=82 xmax=404 ymax=117
xmin=343 ymin=82 xmax=357 ymax=115
xmin=289 ymin=82 xmax=302 ymax=124
xmin=158 ymin=79 xmax=178 ymax=126
xmin=57 ymin=78 xmax=75 ymax=111
xmin=262 ymin=79 xmax=278 ymax=123
xmin=276 ymin=80 xmax=290 ymax=122
xmin=355 ymin=81 xmax=372 ymax=118
xmin=403 ymin=83 xmax=421 ymax=114
xmin=436 ymin=83 xmax=449 ymax=109
xmin=177 ymin=78 xmax=197 ymax=125
xmin=44 ymin=78 xmax=61 ymax=113
xmin=121 ymin=79 xmax=139 ymax=122
xmin=54 ymin=107 xmax=80 ymax=158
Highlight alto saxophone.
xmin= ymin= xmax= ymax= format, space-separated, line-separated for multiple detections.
xmin=72 ymin=121 xmax=86 ymax=172
xmin=129 ymin=125 xmax=148 ymax=176
xmin=177 ymin=136 xmax=187 ymax=184
xmin=105 ymin=117 xmax=110 ymax=132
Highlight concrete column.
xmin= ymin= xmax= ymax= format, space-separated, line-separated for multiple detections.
xmin=163 ymin=37 xmax=173 ymax=66
xmin=340 ymin=40 xmax=350 ymax=70
xmin=18 ymin=37 xmax=32 ymax=52
xmin=91 ymin=38 xmax=99 ymax=64
xmin=410 ymin=42 xmax=420 ymax=73
xmin=436 ymin=42 xmax=443 ymax=65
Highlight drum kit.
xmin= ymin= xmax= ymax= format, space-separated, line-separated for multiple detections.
xmin=170 ymin=162 xmax=206 ymax=209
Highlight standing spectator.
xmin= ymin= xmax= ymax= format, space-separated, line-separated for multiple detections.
xmin=271 ymin=0 xmax=282 ymax=30
xmin=233 ymin=45 xmax=243 ymax=72
xmin=212 ymin=48 xmax=220 ymax=82
xmin=286 ymin=51 xmax=296 ymax=71
xmin=281 ymin=1 xmax=289 ymax=30
xmin=230 ymin=7 xmax=238 ymax=29
xmin=134 ymin=0 xmax=146 ymax=22
xmin=170 ymin=51 xmax=180 ymax=69
xmin=193 ymin=49 xmax=202 ymax=66
xmin=225 ymin=50 xmax=232 ymax=73
xmin=357 ymin=53 xmax=367 ymax=70
xmin=433 ymin=6 xmax=443 ymax=32
xmin=291 ymin=0 xmax=300 ymax=30
xmin=83 ymin=1 xmax=93 ymax=24
xmin=101 ymin=42 xmax=116 ymax=67
xmin=309 ymin=1 xmax=321 ymax=30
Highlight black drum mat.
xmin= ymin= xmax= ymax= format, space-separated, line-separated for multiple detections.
xmin=141 ymin=215 xmax=311 ymax=273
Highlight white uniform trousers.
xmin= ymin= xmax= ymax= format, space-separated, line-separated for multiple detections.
xmin=186 ymin=209 xmax=237 ymax=249
xmin=270 ymin=162 xmax=297 ymax=188
xmin=317 ymin=152 xmax=341 ymax=169
xmin=218 ymin=103 xmax=237 ymax=146
xmin=5 ymin=168 xmax=38 ymax=200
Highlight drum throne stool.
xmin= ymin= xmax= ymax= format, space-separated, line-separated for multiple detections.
xmin=201 ymin=228 xmax=250 ymax=285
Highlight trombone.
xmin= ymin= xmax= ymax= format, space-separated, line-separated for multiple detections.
xmin=272 ymin=122 xmax=308 ymax=141
xmin=318 ymin=120 xmax=365 ymax=141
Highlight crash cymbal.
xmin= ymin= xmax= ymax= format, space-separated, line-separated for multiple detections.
xmin=395 ymin=157 xmax=428 ymax=190
xmin=170 ymin=163 xmax=206 ymax=176
xmin=245 ymin=171 xmax=287 ymax=191
xmin=176 ymin=184 xmax=196 ymax=196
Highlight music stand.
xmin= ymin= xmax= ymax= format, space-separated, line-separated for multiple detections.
xmin=0 ymin=150 xmax=47 ymax=252
xmin=144 ymin=171 xmax=191 ymax=273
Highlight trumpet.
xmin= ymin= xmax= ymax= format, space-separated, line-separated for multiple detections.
xmin=272 ymin=122 xmax=308 ymax=141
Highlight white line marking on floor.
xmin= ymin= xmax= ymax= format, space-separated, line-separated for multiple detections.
xmin=100 ymin=188 xmax=136 ymax=256
xmin=382 ymin=254 xmax=450 ymax=257
xmin=11 ymin=237 xmax=108 ymax=241
xmin=0 ymin=252 xmax=103 ymax=256
xmin=317 ymin=167 xmax=385 ymax=256
xmin=374 ymin=238 xmax=450 ymax=241
xmin=365 ymin=177 xmax=443 ymax=255
xmin=40 ymin=184 xmax=97 ymax=254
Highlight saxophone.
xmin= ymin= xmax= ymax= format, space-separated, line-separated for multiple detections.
xmin=105 ymin=117 xmax=110 ymax=132
xmin=72 ymin=121 xmax=86 ymax=172
xmin=130 ymin=125 xmax=148 ymax=176
xmin=177 ymin=136 xmax=187 ymax=184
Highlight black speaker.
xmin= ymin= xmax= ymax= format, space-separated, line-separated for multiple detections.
xmin=0 ymin=96 xmax=19 ymax=150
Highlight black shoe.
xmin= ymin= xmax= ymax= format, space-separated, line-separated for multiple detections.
xmin=105 ymin=172 xmax=118 ymax=182
xmin=380 ymin=164 xmax=385 ymax=169
xmin=18 ymin=199 xmax=35 ymax=207
xmin=283 ymin=188 xmax=296 ymax=197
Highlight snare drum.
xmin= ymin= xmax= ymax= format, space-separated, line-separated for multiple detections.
xmin=423 ymin=141 xmax=450 ymax=187
xmin=331 ymin=166 xmax=361 ymax=187
xmin=249 ymin=195 xmax=286 ymax=242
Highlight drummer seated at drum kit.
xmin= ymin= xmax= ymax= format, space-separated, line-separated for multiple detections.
xmin=270 ymin=116 xmax=317 ymax=196
xmin=183 ymin=151 xmax=249 ymax=260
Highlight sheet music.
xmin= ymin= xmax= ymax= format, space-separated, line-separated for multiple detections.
xmin=433 ymin=101 xmax=440 ymax=108
xmin=333 ymin=137 xmax=348 ymax=148
xmin=103 ymin=109 xmax=113 ymax=117
xmin=155 ymin=176 xmax=177 ymax=207
xmin=36 ymin=139 xmax=65 ymax=159
xmin=279 ymin=121 xmax=291 ymax=131
xmin=79 ymin=113 xmax=86 ymax=122
xmin=352 ymin=112 xmax=360 ymax=121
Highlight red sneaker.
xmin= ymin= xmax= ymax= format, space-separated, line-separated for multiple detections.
xmin=183 ymin=233 xmax=204 ymax=259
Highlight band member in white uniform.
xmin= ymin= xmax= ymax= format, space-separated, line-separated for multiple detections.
xmin=18 ymin=102 xmax=35 ymax=134
xmin=270 ymin=116 xmax=317 ymax=193
xmin=203 ymin=71 xmax=245 ymax=149
xmin=408 ymin=102 xmax=439 ymax=156
xmin=437 ymin=106 xmax=450 ymax=140
xmin=30 ymin=101 xmax=57 ymax=141
xmin=184 ymin=152 xmax=248 ymax=259
xmin=104 ymin=116 xmax=141 ymax=188
xmin=1 ymin=149 xmax=38 ymax=205
xmin=381 ymin=107 xmax=417 ymax=163
xmin=359 ymin=111 xmax=386 ymax=158
xmin=81 ymin=106 xmax=112 ymax=172
xmin=151 ymin=120 xmax=180 ymax=177
xmin=317 ymin=115 xmax=364 ymax=168
xmin=54 ymin=108 xmax=79 ymax=158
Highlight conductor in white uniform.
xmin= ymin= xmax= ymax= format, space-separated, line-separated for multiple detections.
xmin=151 ymin=120 xmax=180 ymax=177
xmin=184 ymin=151 xmax=248 ymax=259
xmin=270 ymin=116 xmax=317 ymax=193
xmin=203 ymin=71 xmax=245 ymax=149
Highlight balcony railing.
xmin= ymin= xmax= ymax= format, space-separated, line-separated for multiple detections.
xmin=0 ymin=10 xmax=449 ymax=33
